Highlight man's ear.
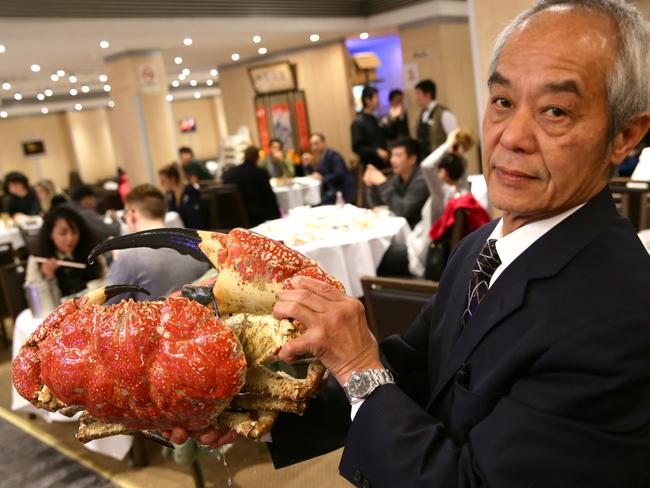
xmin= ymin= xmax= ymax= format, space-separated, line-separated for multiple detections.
xmin=609 ymin=112 xmax=650 ymax=165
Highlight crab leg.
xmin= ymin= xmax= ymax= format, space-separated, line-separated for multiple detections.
xmin=243 ymin=362 xmax=327 ymax=401
xmin=217 ymin=410 xmax=278 ymax=440
xmin=81 ymin=284 xmax=150 ymax=306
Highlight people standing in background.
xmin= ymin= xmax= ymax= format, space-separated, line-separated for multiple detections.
xmin=223 ymin=146 xmax=281 ymax=227
xmin=259 ymin=138 xmax=296 ymax=179
xmin=35 ymin=179 xmax=67 ymax=215
xmin=117 ymin=168 xmax=131 ymax=205
xmin=308 ymin=133 xmax=356 ymax=204
xmin=351 ymin=86 xmax=391 ymax=170
xmin=3 ymin=172 xmax=41 ymax=217
xmin=158 ymin=163 xmax=206 ymax=229
xmin=415 ymin=79 xmax=458 ymax=157
xmin=381 ymin=89 xmax=410 ymax=144
xmin=178 ymin=146 xmax=212 ymax=184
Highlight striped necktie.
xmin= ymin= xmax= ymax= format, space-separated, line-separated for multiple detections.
xmin=462 ymin=239 xmax=501 ymax=328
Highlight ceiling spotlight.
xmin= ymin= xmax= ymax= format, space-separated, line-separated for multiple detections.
xmin=99 ymin=74 xmax=108 ymax=82
xmin=310 ymin=34 xmax=320 ymax=42
xmin=183 ymin=38 xmax=193 ymax=46
xmin=75 ymin=103 xmax=83 ymax=111
xmin=2 ymin=82 xmax=11 ymax=90
xmin=41 ymin=107 xmax=48 ymax=114
xmin=258 ymin=47 xmax=267 ymax=55
xmin=178 ymin=73 xmax=186 ymax=81
xmin=68 ymin=75 xmax=78 ymax=83
xmin=182 ymin=68 xmax=190 ymax=76
xmin=190 ymin=79 xmax=197 ymax=87
xmin=206 ymin=79 xmax=214 ymax=86
xmin=50 ymin=74 xmax=59 ymax=82
xmin=171 ymin=80 xmax=180 ymax=88
xmin=69 ymin=88 xmax=78 ymax=96
xmin=81 ymin=85 xmax=90 ymax=93
xmin=166 ymin=94 xmax=174 ymax=102
xmin=360 ymin=32 xmax=369 ymax=40
xmin=193 ymin=91 xmax=201 ymax=99
xmin=174 ymin=56 xmax=183 ymax=65
xmin=99 ymin=40 xmax=110 ymax=49
xmin=231 ymin=53 xmax=240 ymax=61
xmin=0 ymin=45 xmax=5 ymax=54
xmin=0 ymin=111 xmax=7 ymax=118
xmin=56 ymin=69 xmax=65 ymax=77
xmin=103 ymin=84 xmax=111 ymax=92
xmin=210 ymin=68 xmax=218 ymax=77
xmin=44 ymin=89 xmax=53 ymax=97
xmin=30 ymin=64 xmax=41 ymax=72
xmin=14 ymin=93 xmax=22 ymax=101
xmin=37 ymin=93 xmax=45 ymax=100
xmin=108 ymin=100 xmax=115 ymax=108
xmin=253 ymin=35 xmax=262 ymax=44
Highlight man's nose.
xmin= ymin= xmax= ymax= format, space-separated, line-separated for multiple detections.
xmin=499 ymin=106 xmax=537 ymax=154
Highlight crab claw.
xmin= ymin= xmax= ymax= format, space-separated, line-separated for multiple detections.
xmin=82 ymin=284 xmax=151 ymax=306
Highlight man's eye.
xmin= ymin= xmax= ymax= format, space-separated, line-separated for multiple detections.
xmin=545 ymin=107 xmax=566 ymax=117
xmin=493 ymin=97 xmax=511 ymax=109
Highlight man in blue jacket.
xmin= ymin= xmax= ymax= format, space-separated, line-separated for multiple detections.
xmin=308 ymin=133 xmax=355 ymax=204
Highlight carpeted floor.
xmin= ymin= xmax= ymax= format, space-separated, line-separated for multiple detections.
xmin=0 ymin=342 xmax=349 ymax=488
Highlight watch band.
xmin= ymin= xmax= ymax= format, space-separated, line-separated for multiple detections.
xmin=343 ymin=368 xmax=395 ymax=402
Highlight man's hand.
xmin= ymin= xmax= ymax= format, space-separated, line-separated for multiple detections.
xmin=363 ymin=165 xmax=387 ymax=187
xmin=273 ymin=276 xmax=382 ymax=386
xmin=389 ymin=104 xmax=404 ymax=120
xmin=162 ymin=426 xmax=241 ymax=450
xmin=376 ymin=148 xmax=389 ymax=161
xmin=446 ymin=128 xmax=474 ymax=154
xmin=310 ymin=172 xmax=323 ymax=181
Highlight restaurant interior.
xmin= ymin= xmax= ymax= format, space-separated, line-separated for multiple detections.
xmin=1 ymin=0 xmax=650 ymax=487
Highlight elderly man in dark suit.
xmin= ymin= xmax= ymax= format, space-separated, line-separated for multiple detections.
xmin=170 ymin=1 xmax=650 ymax=486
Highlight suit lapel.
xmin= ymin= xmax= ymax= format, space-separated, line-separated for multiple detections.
xmin=427 ymin=187 xmax=620 ymax=407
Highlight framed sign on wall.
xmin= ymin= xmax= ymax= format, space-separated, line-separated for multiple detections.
xmin=248 ymin=61 xmax=298 ymax=94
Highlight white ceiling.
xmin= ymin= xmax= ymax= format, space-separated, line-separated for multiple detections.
xmin=0 ymin=1 xmax=467 ymax=112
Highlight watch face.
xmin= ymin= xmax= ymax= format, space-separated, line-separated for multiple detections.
xmin=348 ymin=372 xmax=373 ymax=398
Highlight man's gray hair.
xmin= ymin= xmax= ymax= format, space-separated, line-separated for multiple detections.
xmin=488 ymin=0 xmax=650 ymax=143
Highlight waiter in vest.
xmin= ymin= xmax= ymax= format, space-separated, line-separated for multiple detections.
xmin=415 ymin=79 xmax=458 ymax=158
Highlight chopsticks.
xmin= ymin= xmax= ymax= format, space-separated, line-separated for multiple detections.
xmin=32 ymin=256 xmax=87 ymax=269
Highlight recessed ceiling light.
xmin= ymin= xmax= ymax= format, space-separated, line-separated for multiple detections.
xmin=210 ymin=68 xmax=218 ymax=77
xmin=103 ymin=84 xmax=111 ymax=92
xmin=166 ymin=94 xmax=174 ymax=102
xmin=0 ymin=111 xmax=7 ymax=118
xmin=56 ymin=69 xmax=65 ymax=77
xmin=69 ymin=88 xmax=78 ymax=96
xmin=50 ymin=74 xmax=59 ymax=82
xmin=190 ymin=79 xmax=197 ymax=87
xmin=36 ymin=93 xmax=45 ymax=100
xmin=182 ymin=68 xmax=190 ymax=76
xmin=206 ymin=79 xmax=214 ymax=86
xmin=231 ymin=53 xmax=240 ymax=61
xmin=30 ymin=64 xmax=41 ymax=72
xmin=258 ymin=47 xmax=267 ymax=55
xmin=360 ymin=32 xmax=369 ymax=40
xmin=193 ymin=91 xmax=201 ymax=99
xmin=0 ymin=45 xmax=5 ymax=54
xmin=99 ymin=74 xmax=108 ymax=82
xmin=178 ymin=73 xmax=186 ymax=81
xmin=183 ymin=38 xmax=193 ymax=46
xmin=253 ymin=35 xmax=262 ymax=44
xmin=171 ymin=80 xmax=180 ymax=88
xmin=14 ymin=93 xmax=22 ymax=101
xmin=75 ymin=103 xmax=83 ymax=111
xmin=81 ymin=85 xmax=90 ymax=93
xmin=68 ymin=75 xmax=78 ymax=83
xmin=310 ymin=34 xmax=320 ymax=42
xmin=108 ymin=100 xmax=115 ymax=108
xmin=44 ymin=89 xmax=53 ymax=97
xmin=1 ymin=82 xmax=11 ymax=90
xmin=99 ymin=40 xmax=110 ymax=49
xmin=174 ymin=56 xmax=183 ymax=65
xmin=41 ymin=107 xmax=48 ymax=114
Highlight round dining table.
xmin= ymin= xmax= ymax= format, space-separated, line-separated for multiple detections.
xmin=270 ymin=176 xmax=322 ymax=212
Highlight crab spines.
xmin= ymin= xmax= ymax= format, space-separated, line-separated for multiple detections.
xmin=82 ymin=285 xmax=151 ymax=306
xmin=87 ymin=228 xmax=211 ymax=265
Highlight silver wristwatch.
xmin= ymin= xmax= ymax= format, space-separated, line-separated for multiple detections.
xmin=343 ymin=368 xmax=395 ymax=402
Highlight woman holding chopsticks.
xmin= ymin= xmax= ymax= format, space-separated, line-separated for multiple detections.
xmin=36 ymin=206 xmax=103 ymax=297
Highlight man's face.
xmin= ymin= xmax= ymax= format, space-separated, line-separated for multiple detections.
xmin=414 ymin=89 xmax=431 ymax=109
xmin=270 ymin=141 xmax=283 ymax=153
xmin=8 ymin=182 xmax=28 ymax=197
xmin=390 ymin=94 xmax=403 ymax=108
xmin=310 ymin=136 xmax=325 ymax=154
xmin=482 ymin=7 xmax=619 ymax=224
xmin=390 ymin=146 xmax=416 ymax=178
xmin=80 ymin=195 xmax=97 ymax=210
xmin=365 ymin=93 xmax=379 ymax=112
xmin=179 ymin=151 xmax=192 ymax=164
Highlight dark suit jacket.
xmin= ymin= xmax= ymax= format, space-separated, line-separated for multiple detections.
xmin=351 ymin=112 xmax=389 ymax=170
xmin=222 ymin=160 xmax=281 ymax=226
xmin=269 ymin=188 xmax=650 ymax=487
xmin=315 ymin=148 xmax=355 ymax=204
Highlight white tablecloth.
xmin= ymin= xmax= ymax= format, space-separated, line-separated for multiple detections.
xmin=254 ymin=205 xmax=410 ymax=297
xmin=271 ymin=177 xmax=322 ymax=211
xmin=0 ymin=226 xmax=24 ymax=250
xmin=11 ymin=308 xmax=133 ymax=460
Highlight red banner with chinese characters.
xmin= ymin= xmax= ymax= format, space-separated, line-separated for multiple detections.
xmin=295 ymin=99 xmax=310 ymax=152
xmin=256 ymin=105 xmax=270 ymax=150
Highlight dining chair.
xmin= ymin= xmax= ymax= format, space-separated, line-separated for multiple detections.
xmin=202 ymin=184 xmax=250 ymax=231
xmin=361 ymin=275 xmax=438 ymax=341
xmin=0 ymin=260 xmax=28 ymax=347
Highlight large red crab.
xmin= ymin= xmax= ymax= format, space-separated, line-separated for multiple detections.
xmin=12 ymin=228 xmax=344 ymax=443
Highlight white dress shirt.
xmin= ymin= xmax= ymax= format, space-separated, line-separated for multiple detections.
xmin=351 ymin=202 xmax=585 ymax=420
xmin=421 ymin=100 xmax=458 ymax=136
